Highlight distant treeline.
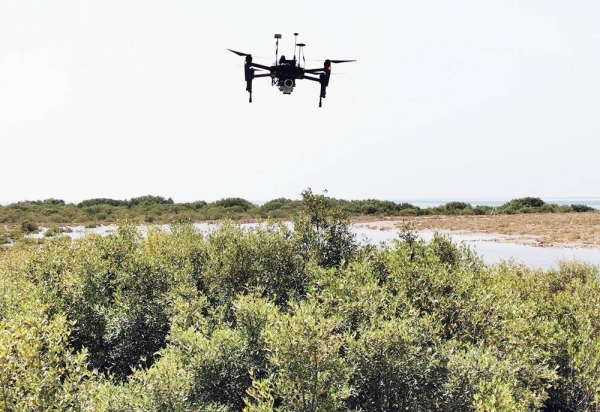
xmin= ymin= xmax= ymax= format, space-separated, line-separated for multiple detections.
xmin=0 ymin=195 xmax=595 ymax=231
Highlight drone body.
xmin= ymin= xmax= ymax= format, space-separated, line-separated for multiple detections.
xmin=228 ymin=33 xmax=355 ymax=107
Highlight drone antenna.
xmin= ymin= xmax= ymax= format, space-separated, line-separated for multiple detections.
xmin=293 ymin=32 xmax=299 ymax=62
xmin=296 ymin=42 xmax=306 ymax=68
xmin=274 ymin=33 xmax=282 ymax=63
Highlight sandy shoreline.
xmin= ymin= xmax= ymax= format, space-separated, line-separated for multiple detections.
xmin=351 ymin=212 xmax=600 ymax=249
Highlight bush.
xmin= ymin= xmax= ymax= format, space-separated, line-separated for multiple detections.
xmin=44 ymin=226 xmax=64 ymax=237
xmin=20 ymin=220 xmax=39 ymax=233
xmin=294 ymin=189 xmax=357 ymax=268
xmin=260 ymin=198 xmax=292 ymax=214
xmin=0 ymin=267 xmax=98 ymax=410
xmin=0 ymin=229 xmax=11 ymax=244
xmin=444 ymin=201 xmax=471 ymax=212
xmin=348 ymin=316 xmax=444 ymax=410
xmin=202 ymin=222 xmax=307 ymax=307
xmin=2 ymin=191 xmax=600 ymax=410
xmin=78 ymin=198 xmax=127 ymax=207
xmin=214 ymin=197 xmax=256 ymax=211
xmin=187 ymin=200 xmax=208 ymax=210
xmin=571 ymin=204 xmax=594 ymax=212
xmin=264 ymin=301 xmax=352 ymax=411
xmin=128 ymin=195 xmax=174 ymax=207
xmin=499 ymin=197 xmax=546 ymax=214
xmin=473 ymin=205 xmax=493 ymax=215
xmin=186 ymin=328 xmax=253 ymax=410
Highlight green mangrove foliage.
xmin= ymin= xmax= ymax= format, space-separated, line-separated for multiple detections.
xmin=0 ymin=195 xmax=595 ymax=241
xmin=0 ymin=190 xmax=599 ymax=411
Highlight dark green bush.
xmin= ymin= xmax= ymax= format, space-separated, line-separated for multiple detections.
xmin=473 ymin=205 xmax=493 ymax=215
xmin=571 ymin=204 xmax=594 ymax=212
xmin=214 ymin=197 xmax=256 ymax=211
xmin=127 ymin=195 xmax=174 ymax=207
xmin=187 ymin=200 xmax=208 ymax=210
xmin=260 ymin=197 xmax=292 ymax=213
xmin=499 ymin=197 xmax=547 ymax=214
xmin=44 ymin=226 xmax=63 ymax=237
xmin=444 ymin=201 xmax=470 ymax=211
xmin=20 ymin=220 xmax=39 ymax=233
xmin=78 ymin=198 xmax=127 ymax=207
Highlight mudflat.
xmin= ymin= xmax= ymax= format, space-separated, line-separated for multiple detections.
xmin=352 ymin=212 xmax=600 ymax=249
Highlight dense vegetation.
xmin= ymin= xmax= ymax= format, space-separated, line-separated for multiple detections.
xmin=1 ymin=190 xmax=599 ymax=411
xmin=0 ymin=195 xmax=595 ymax=244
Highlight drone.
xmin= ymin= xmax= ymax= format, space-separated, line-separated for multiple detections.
xmin=228 ymin=33 xmax=356 ymax=107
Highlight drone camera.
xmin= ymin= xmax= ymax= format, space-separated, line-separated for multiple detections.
xmin=279 ymin=78 xmax=294 ymax=94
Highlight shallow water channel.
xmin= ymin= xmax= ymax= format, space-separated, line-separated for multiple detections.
xmin=351 ymin=225 xmax=600 ymax=270
xmin=31 ymin=223 xmax=600 ymax=270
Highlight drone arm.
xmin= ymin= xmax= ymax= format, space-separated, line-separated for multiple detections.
xmin=253 ymin=73 xmax=271 ymax=78
xmin=304 ymin=68 xmax=325 ymax=74
xmin=302 ymin=75 xmax=321 ymax=82
xmin=249 ymin=62 xmax=272 ymax=71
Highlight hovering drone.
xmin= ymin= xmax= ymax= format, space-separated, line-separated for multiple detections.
xmin=228 ymin=33 xmax=356 ymax=107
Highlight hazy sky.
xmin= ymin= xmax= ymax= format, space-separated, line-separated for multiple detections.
xmin=2 ymin=0 xmax=599 ymax=203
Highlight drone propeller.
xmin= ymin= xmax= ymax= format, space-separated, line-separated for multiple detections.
xmin=304 ymin=58 xmax=357 ymax=73
xmin=227 ymin=48 xmax=250 ymax=56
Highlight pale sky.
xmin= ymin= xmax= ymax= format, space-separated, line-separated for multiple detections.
xmin=1 ymin=1 xmax=599 ymax=203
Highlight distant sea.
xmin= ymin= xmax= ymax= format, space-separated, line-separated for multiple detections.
xmin=397 ymin=198 xmax=600 ymax=210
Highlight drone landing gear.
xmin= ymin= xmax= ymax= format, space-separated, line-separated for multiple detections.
xmin=319 ymin=90 xmax=326 ymax=107
xmin=246 ymin=71 xmax=270 ymax=104
xmin=319 ymin=72 xmax=327 ymax=108
xmin=246 ymin=68 xmax=254 ymax=103
xmin=303 ymin=73 xmax=328 ymax=107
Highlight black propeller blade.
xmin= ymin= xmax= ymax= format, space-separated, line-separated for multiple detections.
xmin=227 ymin=49 xmax=250 ymax=56
xmin=304 ymin=58 xmax=357 ymax=73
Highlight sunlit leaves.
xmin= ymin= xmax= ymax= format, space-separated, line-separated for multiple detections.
xmin=1 ymin=196 xmax=600 ymax=410
xmin=264 ymin=301 xmax=352 ymax=412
